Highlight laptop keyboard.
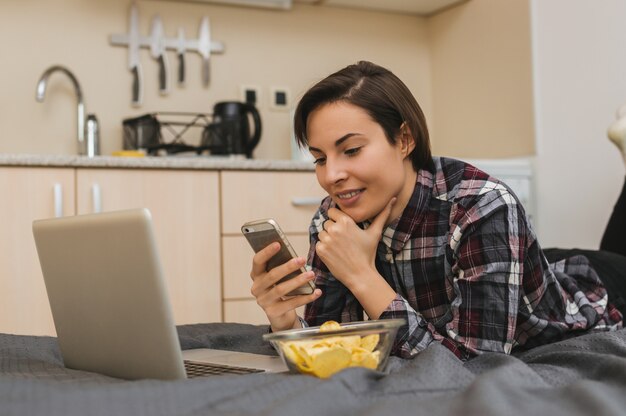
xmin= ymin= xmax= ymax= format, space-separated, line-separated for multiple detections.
xmin=184 ymin=360 xmax=265 ymax=377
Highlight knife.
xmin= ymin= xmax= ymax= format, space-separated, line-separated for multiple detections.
xmin=176 ymin=28 xmax=186 ymax=87
xmin=150 ymin=15 xmax=169 ymax=95
xmin=198 ymin=17 xmax=211 ymax=87
xmin=128 ymin=2 xmax=142 ymax=106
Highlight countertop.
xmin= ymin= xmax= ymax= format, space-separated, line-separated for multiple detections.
xmin=0 ymin=154 xmax=315 ymax=171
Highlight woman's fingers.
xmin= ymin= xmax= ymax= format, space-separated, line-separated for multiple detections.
xmin=251 ymin=243 xmax=306 ymax=285
xmin=262 ymin=287 xmax=322 ymax=320
xmin=249 ymin=242 xmax=321 ymax=327
xmin=255 ymin=267 xmax=316 ymax=306
xmin=253 ymin=259 xmax=310 ymax=297
xmin=250 ymin=242 xmax=281 ymax=278
xmin=251 ymin=255 xmax=307 ymax=296
xmin=273 ymin=269 xmax=316 ymax=298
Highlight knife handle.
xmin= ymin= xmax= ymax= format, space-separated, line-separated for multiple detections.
xmin=131 ymin=66 xmax=142 ymax=107
xmin=178 ymin=54 xmax=185 ymax=86
xmin=202 ymin=59 xmax=210 ymax=87
xmin=157 ymin=55 xmax=169 ymax=95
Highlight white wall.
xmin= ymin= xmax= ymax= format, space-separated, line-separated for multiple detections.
xmin=531 ymin=0 xmax=626 ymax=249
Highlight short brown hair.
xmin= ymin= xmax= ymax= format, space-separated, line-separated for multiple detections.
xmin=294 ymin=61 xmax=434 ymax=172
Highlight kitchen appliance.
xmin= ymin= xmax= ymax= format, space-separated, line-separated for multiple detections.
xmin=202 ymin=101 xmax=261 ymax=158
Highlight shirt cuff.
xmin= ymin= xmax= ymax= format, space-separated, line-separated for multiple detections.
xmin=267 ymin=315 xmax=308 ymax=334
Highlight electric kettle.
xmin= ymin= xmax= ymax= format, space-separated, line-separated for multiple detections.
xmin=202 ymin=101 xmax=262 ymax=158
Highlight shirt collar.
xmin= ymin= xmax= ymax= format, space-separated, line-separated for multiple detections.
xmin=378 ymin=168 xmax=434 ymax=252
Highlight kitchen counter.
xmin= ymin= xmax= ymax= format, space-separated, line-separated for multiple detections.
xmin=0 ymin=154 xmax=315 ymax=171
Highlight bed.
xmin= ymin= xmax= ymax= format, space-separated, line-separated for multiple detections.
xmin=2 ymin=323 xmax=626 ymax=416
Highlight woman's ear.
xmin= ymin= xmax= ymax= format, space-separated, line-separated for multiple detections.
xmin=399 ymin=123 xmax=416 ymax=157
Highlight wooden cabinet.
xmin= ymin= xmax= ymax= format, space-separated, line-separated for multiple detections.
xmin=76 ymin=169 xmax=222 ymax=326
xmin=0 ymin=167 xmax=74 ymax=335
xmin=0 ymin=166 xmax=321 ymax=334
xmin=221 ymin=171 xmax=325 ymax=324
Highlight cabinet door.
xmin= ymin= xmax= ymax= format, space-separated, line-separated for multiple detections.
xmin=76 ymin=169 xmax=221 ymax=324
xmin=221 ymin=171 xmax=324 ymax=324
xmin=221 ymin=171 xmax=326 ymax=234
xmin=222 ymin=234 xmax=311 ymax=300
xmin=0 ymin=167 xmax=75 ymax=335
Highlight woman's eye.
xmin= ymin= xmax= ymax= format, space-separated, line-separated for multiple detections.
xmin=313 ymin=157 xmax=326 ymax=165
xmin=345 ymin=147 xmax=361 ymax=157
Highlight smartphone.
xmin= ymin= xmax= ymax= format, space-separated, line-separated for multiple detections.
xmin=241 ymin=218 xmax=315 ymax=296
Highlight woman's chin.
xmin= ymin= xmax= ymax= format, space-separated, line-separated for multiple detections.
xmin=336 ymin=207 xmax=371 ymax=224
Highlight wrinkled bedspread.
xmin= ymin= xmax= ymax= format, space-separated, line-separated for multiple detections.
xmin=1 ymin=323 xmax=626 ymax=416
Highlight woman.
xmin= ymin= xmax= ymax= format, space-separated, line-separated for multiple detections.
xmin=249 ymin=61 xmax=624 ymax=360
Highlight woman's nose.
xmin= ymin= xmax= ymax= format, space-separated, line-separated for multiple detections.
xmin=322 ymin=158 xmax=348 ymax=185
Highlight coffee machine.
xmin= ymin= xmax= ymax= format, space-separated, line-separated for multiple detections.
xmin=202 ymin=101 xmax=262 ymax=158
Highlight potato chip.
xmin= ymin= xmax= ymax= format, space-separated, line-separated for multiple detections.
xmin=282 ymin=342 xmax=306 ymax=367
xmin=350 ymin=350 xmax=380 ymax=369
xmin=281 ymin=321 xmax=382 ymax=378
xmin=336 ymin=335 xmax=362 ymax=350
xmin=360 ymin=334 xmax=380 ymax=352
xmin=319 ymin=321 xmax=342 ymax=332
xmin=309 ymin=346 xmax=352 ymax=378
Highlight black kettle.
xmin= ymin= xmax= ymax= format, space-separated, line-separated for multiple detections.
xmin=202 ymin=101 xmax=262 ymax=158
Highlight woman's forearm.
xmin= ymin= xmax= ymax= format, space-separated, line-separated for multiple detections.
xmin=349 ymin=270 xmax=397 ymax=319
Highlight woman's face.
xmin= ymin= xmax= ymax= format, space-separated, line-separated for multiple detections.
xmin=307 ymin=101 xmax=417 ymax=224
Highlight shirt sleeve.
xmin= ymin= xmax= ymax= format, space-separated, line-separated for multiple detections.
xmin=383 ymin=185 xmax=528 ymax=360
xmin=378 ymin=294 xmax=450 ymax=357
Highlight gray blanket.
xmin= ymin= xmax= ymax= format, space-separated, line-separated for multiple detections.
xmin=1 ymin=324 xmax=626 ymax=416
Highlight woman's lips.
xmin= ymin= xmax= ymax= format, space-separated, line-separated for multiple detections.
xmin=336 ymin=189 xmax=364 ymax=207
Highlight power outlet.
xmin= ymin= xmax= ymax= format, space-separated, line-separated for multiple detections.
xmin=270 ymin=87 xmax=290 ymax=111
xmin=240 ymin=85 xmax=261 ymax=106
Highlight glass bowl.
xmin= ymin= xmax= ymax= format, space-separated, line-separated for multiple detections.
xmin=263 ymin=319 xmax=404 ymax=378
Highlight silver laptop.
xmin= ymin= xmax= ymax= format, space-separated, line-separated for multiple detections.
xmin=32 ymin=208 xmax=287 ymax=380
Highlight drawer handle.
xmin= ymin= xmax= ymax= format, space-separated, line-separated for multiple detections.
xmin=291 ymin=197 xmax=323 ymax=207
xmin=53 ymin=183 xmax=63 ymax=218
xmin=91 ymin=183 xmax=102 ymax=213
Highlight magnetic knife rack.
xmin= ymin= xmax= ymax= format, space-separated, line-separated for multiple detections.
xmin=109 ymin=31 xmax=225 ymax=60
xmin=109 ymin=3 xmax=225 ymax=106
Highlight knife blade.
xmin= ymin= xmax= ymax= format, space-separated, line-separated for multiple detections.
xmin=128 ymin=2 xmax=142 ymax=106
xmin=176 ymin=28 xmax=186 ymax=87
xmin=198 ymin=17 xmax=211 ymax=87
xmin=150 ymin=15 xmax=169 ymax=95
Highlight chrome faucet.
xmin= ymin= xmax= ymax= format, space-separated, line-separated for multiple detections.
xmin=36 ymin=65 xmax=99 ymax=157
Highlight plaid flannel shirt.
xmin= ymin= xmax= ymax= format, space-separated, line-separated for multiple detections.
xmin=303 ymin=157 xmax=623 ymax=360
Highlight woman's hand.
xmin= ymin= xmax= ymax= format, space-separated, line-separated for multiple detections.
xmin=316 ymin=198 xmax=395 ymax=289
xmin=315 ymin=198 xmax=397 ymax=318
xmin=250 ymin=242 xmax=322 ymax=332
